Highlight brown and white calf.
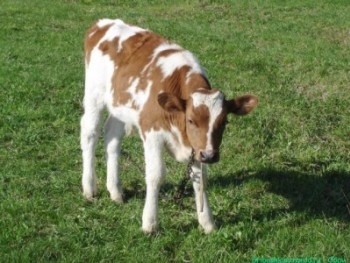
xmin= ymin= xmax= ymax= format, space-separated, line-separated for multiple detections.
xmin=81 ymin=19 xmax=258 ymax=233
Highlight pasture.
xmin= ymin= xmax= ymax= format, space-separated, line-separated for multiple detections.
xmin=1 ymin=0 xmax=349 ymax=262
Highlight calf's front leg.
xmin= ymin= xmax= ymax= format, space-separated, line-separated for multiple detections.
xmin=142 ymin=137 xmax=165 ymax=234
xmin=191 ymin=162 xmax=216 ymax=233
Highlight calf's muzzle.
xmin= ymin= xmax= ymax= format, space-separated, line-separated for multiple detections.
xmin=199 ymin=149 xmax=219 ymax=164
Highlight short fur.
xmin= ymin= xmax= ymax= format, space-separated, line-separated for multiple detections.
xmin=81 ymin=18 xmax=258 ymax=233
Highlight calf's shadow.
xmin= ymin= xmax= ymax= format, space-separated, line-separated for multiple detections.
xmin=210 ymin=166 xmax=350 ymax=225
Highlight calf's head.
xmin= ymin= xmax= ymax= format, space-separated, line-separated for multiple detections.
xmin=158 ymin=90 xmax=258 ymax=163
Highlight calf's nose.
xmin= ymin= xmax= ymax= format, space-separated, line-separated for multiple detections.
xmin=199 ymin=149 xmax=219 ymax=163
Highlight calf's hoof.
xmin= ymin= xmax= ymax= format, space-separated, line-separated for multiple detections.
xmin=142 ymin=222 xmax=158 ymax=235
xmin=83 ymin=186 xmax=98 ymax=201
xmin=83 ymin=191 xmax=97 ymax=201
xmin=110 ymin=191 xmax=124 ymax=204
xmin=203 ymin=224 xmax=217 ymax=234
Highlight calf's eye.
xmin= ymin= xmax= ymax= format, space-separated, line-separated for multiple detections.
xmin=187 ymin=119 xmax=198 ymax=127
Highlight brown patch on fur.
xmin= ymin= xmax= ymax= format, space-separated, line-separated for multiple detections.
xmin=225 ymin=95 xmax=258 ymax=115
xmin=162 ymin=66 xmax=191 ymax=98
xmin=95 ymin=31 xmax=159 ymax=107
xmin=111 ymin=32 xmax=164 ymax=107
xmin=85 ymin=22 xmax=113 ymax=64
xmin=185 ymin=74 xmax=211 ymax=95
xmin=211 ymin=108 xmax=228 ymax=150
xmin=185 ymin=102 xmax=210 ymax=151
xmin=99 ymin=37 xmax=120 ymax=57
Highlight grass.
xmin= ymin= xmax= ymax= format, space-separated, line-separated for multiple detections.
xmin=1 ymin=0 xmax=350 ymax=262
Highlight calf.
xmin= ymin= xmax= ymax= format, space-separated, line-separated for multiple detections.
xmin=81 ymin=19 xmax=258 ymax=233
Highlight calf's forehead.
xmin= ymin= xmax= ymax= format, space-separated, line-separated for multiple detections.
xmin=190 ymin=91 xmax=225 ymax=119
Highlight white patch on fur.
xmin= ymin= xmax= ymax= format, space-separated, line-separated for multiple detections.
xmin=85 ymin=49 xmax=114 ymax=112
xmin=141 ymin=43 xmax=182 ymax=75
xmin=157 ymin=50 xmax=203 ymax=79
xmin=97 ymin=19 xmax=146 ymax=52
xmin=128 ymin=79 xmax=153 ymax=109
xmin=191 ymin=91 xmax=224 ymax=150
xmin=168 ymin=125 xmax=193 ymax=162
xmin=97 ymin=18 xmax=117 ymax=28
xmin=153 ymin=43 xmax=183 ymax=58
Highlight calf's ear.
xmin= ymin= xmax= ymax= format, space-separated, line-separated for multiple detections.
xmin=158 ymin=92 xmax=186 ymax=112
xmin=226 ymin=95 xmax=258 ymax=115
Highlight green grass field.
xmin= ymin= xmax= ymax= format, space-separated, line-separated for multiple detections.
xmin=1 ymin=0 xmax=350 ymax=262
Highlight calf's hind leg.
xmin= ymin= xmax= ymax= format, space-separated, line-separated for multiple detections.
xmin=104 ymin=115 xmax=125 ymax=203
xmin=80 ymin=106 xmax=103 ymax=200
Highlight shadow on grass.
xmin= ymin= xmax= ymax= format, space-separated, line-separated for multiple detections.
xmin=123 ymin=179 xmax=177 ymax=203
xmin=211 ymin=166 xmax=350 ymax=224
xmin=118 ymin=163 xmax=350 ymax=230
